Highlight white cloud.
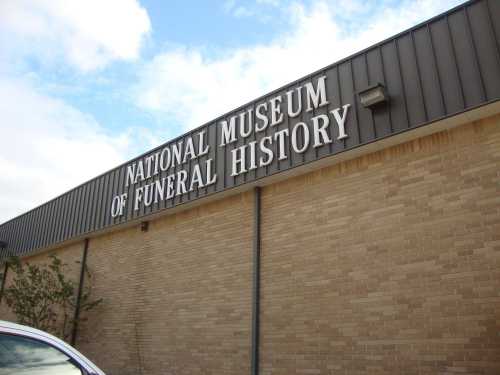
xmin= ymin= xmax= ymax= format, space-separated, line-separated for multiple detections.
xmin=0 ymin=77 xmax=154 ymax=223
xmin=224 ymin=3 xmax=251 ymax=19
xmin=0 ymin=0 xmax=151 ymax=71
xmin=223 ymin=0 xmax=276 ymax=21
xmin=0 ymin=0 xmax=157 ymax=223
xmin=135 ymin=0 xmax=464 ymax=130
xmin=233 ymin=6 xmax=255 ymax=18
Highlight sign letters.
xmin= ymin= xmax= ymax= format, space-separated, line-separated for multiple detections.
xmin=111 ymin=75 xmax=351 ymax=218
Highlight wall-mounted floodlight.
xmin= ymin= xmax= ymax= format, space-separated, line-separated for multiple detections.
xmin=358 ymin=83 xmax=389 ymax=109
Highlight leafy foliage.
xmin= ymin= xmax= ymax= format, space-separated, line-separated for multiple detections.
xmin=3 ymin=255 xmax=102 ymax=341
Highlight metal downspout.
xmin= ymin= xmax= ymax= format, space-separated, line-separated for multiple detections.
xmin=71 ymin=238 xmax=89 ymax=346
xmin=251 ymin=187 xmax=261 ymax=375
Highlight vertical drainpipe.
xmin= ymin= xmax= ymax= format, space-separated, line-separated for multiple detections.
xmin=0 ymin=262 xmax=8 ymax=305
xmin=71 ymin=238 xmax=89 ymax=346
xmin=0 ymin=242 xmax=8 ymax=305
xmin=251 ymin=187 xmax=261 ymax=375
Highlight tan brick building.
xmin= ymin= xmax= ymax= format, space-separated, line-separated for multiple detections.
xmin=1 ymin=1 xmax=500 ymax=374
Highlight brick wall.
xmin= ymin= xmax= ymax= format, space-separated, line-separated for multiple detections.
xmin=1 ymin=114 xmax=499 ymax=375
xmin=260 ymin=114 xmax=500 ymax=375
xmin=77 ymin=191 xmax=254 ymax=375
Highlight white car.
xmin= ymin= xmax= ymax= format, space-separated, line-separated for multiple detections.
xmin=0 ymin=320 xmax=105 ymax=375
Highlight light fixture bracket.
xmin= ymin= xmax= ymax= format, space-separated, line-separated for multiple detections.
xmin=358 ymin=82 xmax=389 ymax=109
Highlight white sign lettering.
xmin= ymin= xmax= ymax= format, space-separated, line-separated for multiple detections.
xmin=111 ymin=75 xmax=351 ymax=217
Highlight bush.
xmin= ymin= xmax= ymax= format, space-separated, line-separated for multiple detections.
xmin=3 ymin=255 xmax=102 ymax=341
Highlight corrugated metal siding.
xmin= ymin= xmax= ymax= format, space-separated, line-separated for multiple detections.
xmin=0 ymin=0 xmax=499 ymax=258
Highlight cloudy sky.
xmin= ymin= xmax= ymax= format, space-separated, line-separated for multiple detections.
xmin=0 ymin=0 xmax=465 ymax=223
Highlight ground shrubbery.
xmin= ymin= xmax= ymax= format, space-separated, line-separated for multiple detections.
xmin=3 ymin=255 xmax=101 ymax=342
